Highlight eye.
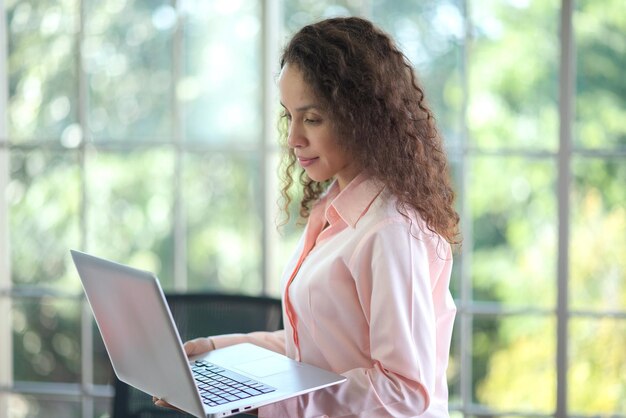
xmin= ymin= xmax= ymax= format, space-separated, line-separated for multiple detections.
xmin=304 ymin=117 xmax=321 ymax=125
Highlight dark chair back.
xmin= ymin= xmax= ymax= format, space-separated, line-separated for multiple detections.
xmin=112 ymin=292 xmax=283 ymax=418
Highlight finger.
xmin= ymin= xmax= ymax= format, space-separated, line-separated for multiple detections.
xmin=154 ymin=398 xmax=184 ymax=413
xmin=183 ymin=338 xmax=213 ymax=357
xmin=183 ymin=340 xmax=201 ymax=356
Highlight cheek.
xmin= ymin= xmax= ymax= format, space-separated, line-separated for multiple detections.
xmin=329 ymin=142 xmax=350 ymax=165
xmin=321 ymin=133 xmax=343 ymax=156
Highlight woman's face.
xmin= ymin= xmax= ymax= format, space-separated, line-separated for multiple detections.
xmin=278 ymin=63 xmax=360 ymax=190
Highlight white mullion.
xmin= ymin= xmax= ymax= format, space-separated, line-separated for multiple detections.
xmin=0 ymin=0 xmax=12 ymax=417
xmin=172 ymin=0 xmax=187 ymax=292
xmin=76 ymin=0 xmax=94 ymax=416
xmin=460 ymin=0 xmax=473 ymax=414
xmin=262 ymin=0 xmax=282 ymax=296
xmin=556 ymin=0 xmax=575 ymax=416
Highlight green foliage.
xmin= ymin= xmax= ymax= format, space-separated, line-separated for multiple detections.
xmin=468 ymin=0 xmax=560 ymax=150
xmin=7 ymin=0 xmax=79 ymax=142
xmin=13 ymin=298 xmax=81 ymax=383
xmin=575 ymin=0 xmax=626 ymax=148
xmin=85 ymin=148 xmax=176 ymax=280
xmin=184 ymin=152 xmax=263 ymax=292
xmin=8 ymin=149 xmax=81 ymax=289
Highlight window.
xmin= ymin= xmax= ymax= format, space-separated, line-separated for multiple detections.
xmin=1 ymin=1 xmax=624 ymax=417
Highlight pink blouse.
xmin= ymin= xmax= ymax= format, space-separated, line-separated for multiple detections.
xmin=212 ymin=173 xmax=456 ymax=417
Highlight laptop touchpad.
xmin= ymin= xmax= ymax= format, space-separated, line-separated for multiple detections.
xmin=235 ymin=355 xmax=294 ymax=378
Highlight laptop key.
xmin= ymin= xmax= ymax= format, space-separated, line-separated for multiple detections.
xmin=193 ymin=360 xmax=277 ymax=405
xmin=243 ymin=388 xmax=262 ymax=396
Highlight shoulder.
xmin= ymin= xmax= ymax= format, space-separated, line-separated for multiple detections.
xmin=347 ymin=199 xmax=452 ymax=293
xmin=354 ymin=191 xmax=451 ymax=262
xmin=359 ymin=191 xmax=438 ymax=239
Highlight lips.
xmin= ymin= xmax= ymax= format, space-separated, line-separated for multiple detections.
xmin=297 ymin=156 xmax=318 ymax=168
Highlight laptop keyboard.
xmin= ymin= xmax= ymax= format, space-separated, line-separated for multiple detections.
xmin=192 ymin=360 xmax=276 ymax=407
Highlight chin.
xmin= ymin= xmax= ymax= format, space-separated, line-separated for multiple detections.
xmin=306 ymin=173 xmax=332 ymax=183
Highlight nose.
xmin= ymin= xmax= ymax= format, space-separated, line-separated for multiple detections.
xmin=287 ymin=121 xmax=306 ymax=149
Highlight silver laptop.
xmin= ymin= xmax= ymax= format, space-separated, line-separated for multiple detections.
xmin=70 ymin=250 xmax=346 ymax=418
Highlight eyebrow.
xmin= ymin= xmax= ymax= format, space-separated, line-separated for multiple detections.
xmin=280 ymin=103 xmax=322 ymax=112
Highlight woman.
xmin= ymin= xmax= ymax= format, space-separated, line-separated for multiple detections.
xmin=158 ymin=16 xmax=459 ymax=417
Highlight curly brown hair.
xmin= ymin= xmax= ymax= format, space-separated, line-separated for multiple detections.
xmin=278 ymin=17 xmax=460 ymax=245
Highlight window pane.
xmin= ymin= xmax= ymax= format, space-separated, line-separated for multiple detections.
xmin=85 ymin=0 xmax=174 ymax=142
xmin=184 ymin=152 xmax=262 ymax=292
xmin=183 ymin=1 xmax=261 ymax=144
xmin=571 ymin=157 xmax=626 ymax=312
xmin=373 ymin=0 xmax=465 ymax=148
xmin=8 ymin=395 xmax=81 ymax=418
xmin=13 ymin=297 xmax=80 ymax=383
xmin=468 ymin=0 xmax=559 ymax=150
xmin=470 ymin=156 xmax=557 ymax=308
xmin=574 ymin=0 xmax=626 ymax=149
xmin=85 ymin=148 xmax=175 ymax=286
xmin=569 ymin=317 xmax=626 ymax=414
xmin=7 ymin=1 xmax=79 ymax=143
xmin=9 ymin=149 xmax=81 ymax=289
xmin=284 ymin=0 xmax=363 ymax=34
xmin=473 ymin=315 xmax=555 ymax=414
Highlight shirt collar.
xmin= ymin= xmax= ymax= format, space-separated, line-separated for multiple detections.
xmin=323 ymin=173 xmax=385 ymax=228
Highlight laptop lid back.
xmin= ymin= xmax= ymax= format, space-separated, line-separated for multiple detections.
xmin=71 ymin=250 xmax=205 ymax=417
